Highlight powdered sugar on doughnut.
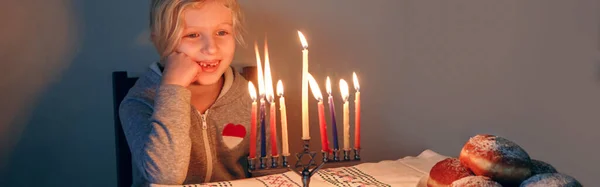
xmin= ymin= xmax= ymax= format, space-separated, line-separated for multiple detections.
xmin=450 ymin=176 xmax=502 ymax=187
xmin=466 ymin=134 xmax=531 ymax=165
xmin=459 ymin=134 xmax=532 ymax=185
xmin=520 ymin=173 xmax=582 ymax=187
xmin=428 ymin=158 xmax=473 ymax=186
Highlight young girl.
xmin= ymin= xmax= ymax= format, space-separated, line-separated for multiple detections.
xmin=119 ymin=0 xmax=252 ymax=186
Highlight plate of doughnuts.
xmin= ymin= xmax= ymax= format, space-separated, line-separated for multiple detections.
xmin=424 ymin=134 xmax=582 ymax=187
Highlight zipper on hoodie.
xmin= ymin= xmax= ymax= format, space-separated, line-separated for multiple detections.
xmin=199 ymin=110 xmax=213 ymax=182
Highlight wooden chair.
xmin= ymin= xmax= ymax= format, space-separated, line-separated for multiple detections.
xmin=112 ymin=71 xmax=138 ymax=187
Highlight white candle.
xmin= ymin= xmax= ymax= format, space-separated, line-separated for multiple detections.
xmin=298 ymin=31 xmax=310 ymax=140
xmin=339 ymin=79 xmax=350 ymax=150
xmin=277 ymin=80 xmax=290 ymax=156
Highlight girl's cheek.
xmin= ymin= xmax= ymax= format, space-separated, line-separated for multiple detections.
xmin=177 ymin=41 xmax=199 ymax=55
xmin=217 ymin=38 xmax=235 ymax=53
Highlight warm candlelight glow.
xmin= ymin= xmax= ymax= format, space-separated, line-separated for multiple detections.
xmin=249 ymin=81 xmax=257 ymax=101
xmin=276 ymin=80 xmax=284 ymax=97
xmin=299 ymin=31 xmax=310 ymax=140
xmin=255 ymin=42 xmax=265 ymax=96
xmin=307 ymin=73 xmax=323 ymax=101
xmin=326 ymin=76 xmax=332 ymax=95
xmin=264 ymin=41 xmax=274 ymax=102
xmin=353 ymin=72 xmax=360 ymax=92
xmin=298 ymin=31 xmax=308 ymax=49
xmin=341 ymin=79 xmax=350 ymax=150
xmin=340 ymin=79 xmax=349 ymax=102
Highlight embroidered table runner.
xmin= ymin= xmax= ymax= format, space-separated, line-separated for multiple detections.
xmin=151 ymin=149 xmax=448 ymax=187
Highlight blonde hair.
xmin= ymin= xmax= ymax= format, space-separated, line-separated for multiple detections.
xmin=149 ymin=0 xmax=244 ymax=59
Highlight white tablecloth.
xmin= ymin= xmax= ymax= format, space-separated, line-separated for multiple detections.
xmin=151 ymin=149 xmax=448 ymax=187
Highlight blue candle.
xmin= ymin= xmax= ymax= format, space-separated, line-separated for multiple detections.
xmin=260 ymin=97 xmax=267 ymax=157
xmin=325 ymin=77 xmax=339 ymax=150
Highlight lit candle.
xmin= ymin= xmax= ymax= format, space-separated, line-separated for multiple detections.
xmin=259 ymin=99 xmax=266 ymax=157
xmin=339 ymin=79 xmax=350 ymax=151
xmin=248 ymin=82 xmax=258 ymax=158
xmin=326 ymin=77 xmax=339 ymax=150
xmin=264 ymin=41 xmax=278 ymax=157
xmin=254 ymin=43 xmax=267 ymax=158
xmin=298 ymin=31 xmax=310 ymax=140
xmin=277 ymin=80 xmax=290 ymax=156
xmin=352 ymin=72 xmax=361 ymax=150
xmin=308 ymin=73 xmax=330 ymax=153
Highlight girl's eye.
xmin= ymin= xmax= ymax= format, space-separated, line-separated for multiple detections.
xmin=185 ymin=33 xmax=200 ymax=38
xmin=216 ymin=30 xmax=229 ymax=36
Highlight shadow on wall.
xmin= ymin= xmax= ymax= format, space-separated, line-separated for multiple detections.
xmin=1 ymin=0 xmax=157 ymax=186
xmin=0 ymin=0 xmax=80 ymax=179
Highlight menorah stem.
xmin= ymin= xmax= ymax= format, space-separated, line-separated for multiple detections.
xmin=302 ymin=140 xmax=310 ymax=152
xmin=300 ymin=159 xmax=326 ymax=187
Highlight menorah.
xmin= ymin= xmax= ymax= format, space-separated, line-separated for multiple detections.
xmin=245 ymin=32 xmax=363 ymax=187
xmin=248 ymin=139 xmax=361 ymax=187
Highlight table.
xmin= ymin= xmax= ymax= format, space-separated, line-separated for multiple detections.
xmin=150 ymin=149 xmax=447 ymax=187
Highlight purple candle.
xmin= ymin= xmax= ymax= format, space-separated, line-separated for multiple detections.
xmin=326 ymin=77 xmax=340 ymax=150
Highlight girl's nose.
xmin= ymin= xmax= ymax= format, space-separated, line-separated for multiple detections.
xmin=201 ymin=36 xmax=218 ymax=55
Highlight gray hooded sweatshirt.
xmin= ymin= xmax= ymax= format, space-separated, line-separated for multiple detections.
xmin=119 ymin=63 xmax=264 ymax=186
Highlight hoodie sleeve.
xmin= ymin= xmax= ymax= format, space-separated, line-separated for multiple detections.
xmin=119 ymin=84 xmax=192 ymax=185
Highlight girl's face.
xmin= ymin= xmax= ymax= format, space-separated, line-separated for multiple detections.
xmin=177 ymin=1 xmax=235 ymax=86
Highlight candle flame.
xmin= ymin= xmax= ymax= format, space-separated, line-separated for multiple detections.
xmin=276 ymin=80 xmax=284 ymax=97
xmin=307 ymin=73 xmax=322 ymax=101
xmin=254 ymin=42 xmax=265 ymax=96
xmin=326 ymin=76 xmax=332 ymax=95
xmin=352 ymin=72 xmax=360 ymax=92
xmin=297 ymin=31 xmax=308 ymax=49
xmin=340 ymin=79 xmax=349 ymax=102
xmin=248 ymin=81 xmax=257 ymax=101
xmin=264 ymin=40 xmax=274 ymax=101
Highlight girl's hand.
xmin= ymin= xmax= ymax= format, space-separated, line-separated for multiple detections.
xmin=161 ymin=52 xmax=200 ymax=87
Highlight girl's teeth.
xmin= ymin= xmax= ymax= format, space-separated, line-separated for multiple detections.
xmin=200 ymin=62 xmax=218 ymax=68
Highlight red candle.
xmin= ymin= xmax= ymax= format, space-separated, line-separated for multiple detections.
xmin=308 ymin=74 xmax=331 ymax=153
xmin=353 ymin=72 xmax=361 ymax=150
xmin=264 ymin=40 xmax=278 ymax=157
xmin=318 ymin=100 xmax=330 ymax=153
xmin=248 ymin=82 xmax=258 ymax=158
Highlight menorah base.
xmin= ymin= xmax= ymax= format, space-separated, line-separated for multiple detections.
xmin=248 ymin=156 xmax=291 ymax=177
xmin=248 ymin=140 xmax=363 ymax=187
